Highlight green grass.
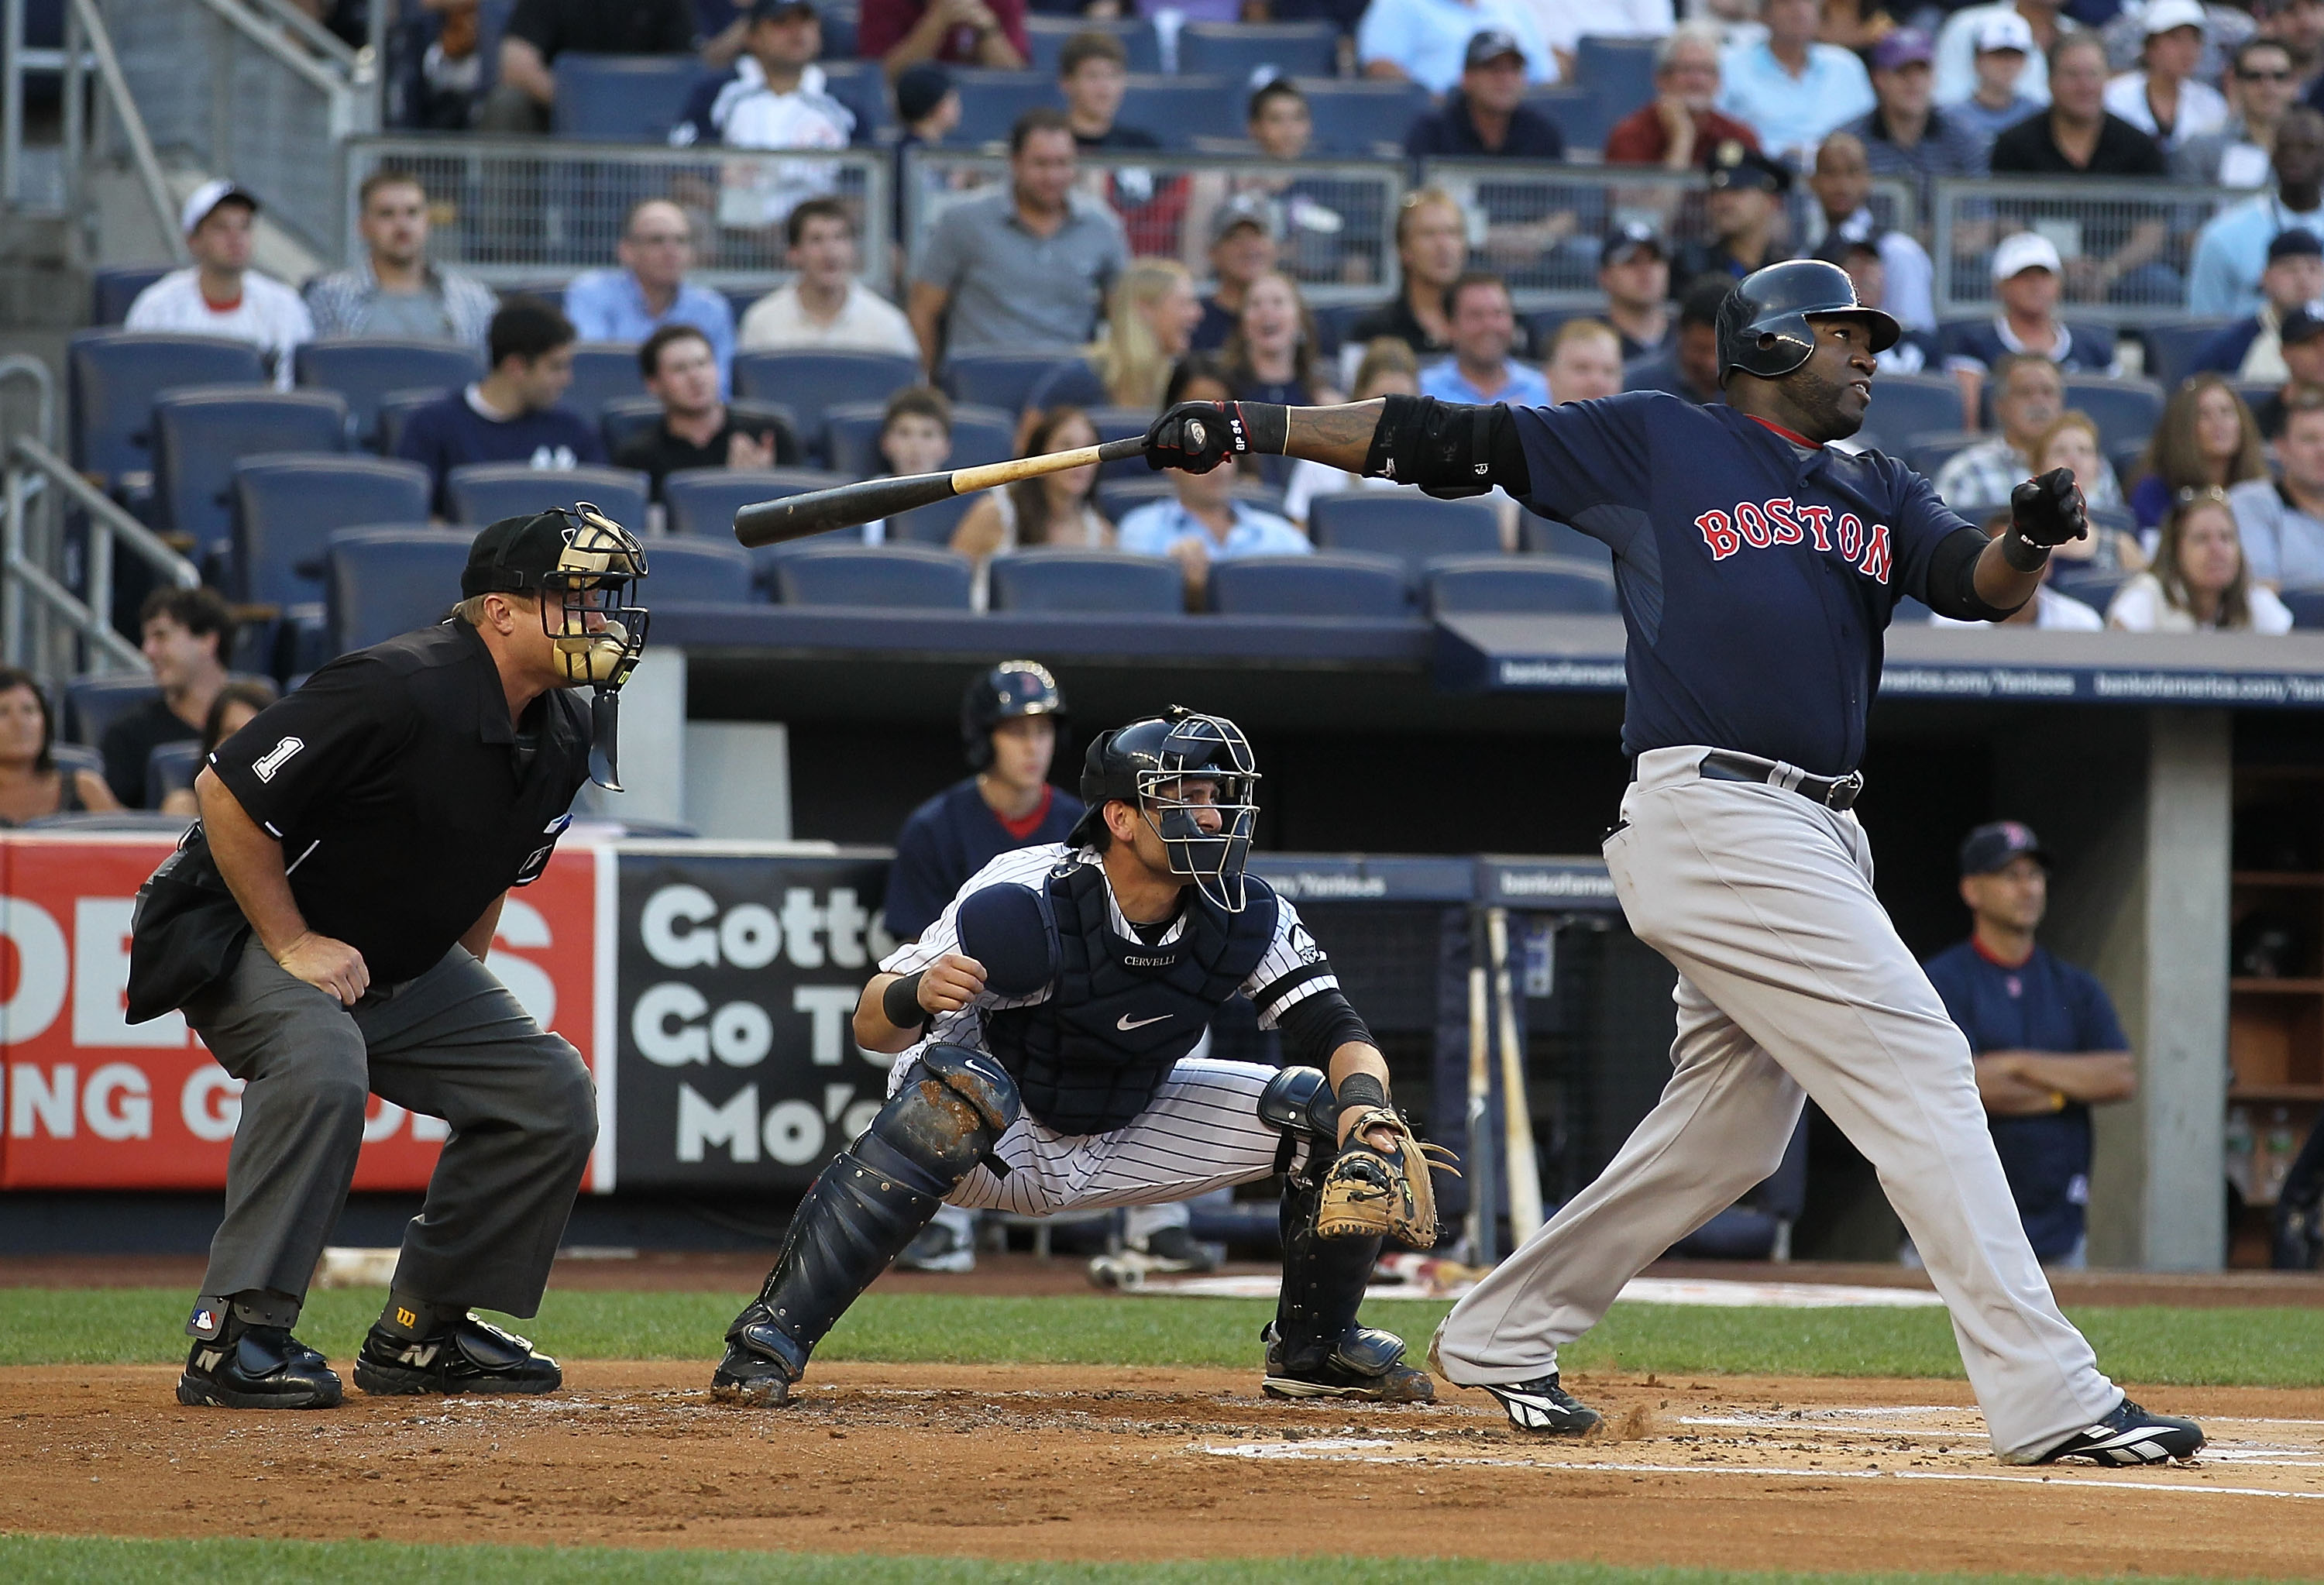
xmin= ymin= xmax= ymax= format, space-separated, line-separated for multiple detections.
xmin=2 ymin=1288 xmax=2319 ymax=1387
xmin=0 ymin=1538 xmax=2302 ymax=1585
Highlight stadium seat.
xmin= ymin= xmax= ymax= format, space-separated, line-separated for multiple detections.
xmin=986 ymin=549 xmax=1184 ymax=614
xmin=2109 ymin=438 xmax=2150 ymax=493
xmin=1026 ymin=360 xmax=1109 ymax=412
xmin=2061 ymin=377 xmax=2165 ymax=456
xmin=153 ymin=387 xmax=350 ymax=555
xmin=1518 ymin=515 xmax=1614 ymax=566
xmin=1208 ymin=552 xmax=1411 ymax=617
xmin=2280 ymin=588 xmax=2324 ymax=629
xmin=91 ymin=264 xmax=170 ymax=327
xmin=51 ymin=741 xmax=105 ymax=785
xmin=1427 ymin=554 xmax=1618 ymax=616
xmin=233 ymin=454 xmax=434 ymax=607
xmin=67 ymin=330 xmax=267 ymax=485
xmin=1904 ymin=431 xmax=1982 ymax=483
xmin=1865 ymin=373 xmax=1967 ymax=449
xmin=295 ymin=339 xmax=485 ymax=450
xmin=951 ymin=70 xmax=1057 ymax=146
xmin=2048 ymin=566 xmax=2130 ymax=614
xmin=638 ymin=537 xmax=761 ymax=603
xmin=882 ymin=495 xmax=977 ymax=546
xmin=822 ymin=400 xmax=1014 ymax=476
xmin=1893 ymin=595 xmax=1934 ymax=624
xmin=1083 ymin=405 xmax=1160 ymax=480
xmin=1308 ymin=493 xmax=1501 ymax=576
xmin=549 ymin=53 xmax=702 ymax=140
xmin=444 ymin=462 xmax=649 ymax=530
xmin=62 ymin=673 xmax=159 ymax=747
xmin=942 ymin=351 xmax=1076 ymax=412
xmin=1526 ymin=85 xmax=1604 ymax=152
xmin=1115 ymin=77 xmax=1235 ymax=150
xmin=145 ymin=739 xmax=204 ymax=810
xmin=565 ymin=342 xmax=647 ymax=424
xmin=732 ymin=350 xmax=920 ymax=449
xmin=663 ymin=466 xmax=847 ymax=538
xmin=1574 ymin=35 xmax=1657 ymax=122
xmin=2139 ymin=320 xmax=2236 ymax=394
xmin=326 ymin=528 xmax=476 ymax=654
xmin=775 ymin=544 xmax=977 ymax=609
xmin=1176 ymin=21 xmax=1336 ymax=81
xmin=1290 ymin=77 xmax=1432 ymax=156
xmin=1023 ymin=15 xmax=1160 ymax=74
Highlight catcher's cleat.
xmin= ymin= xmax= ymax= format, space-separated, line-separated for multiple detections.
xmin=2002 ymin=1399 xmax=2205 ymax=1466
xmin=1260 ymin=1322 xmax=1435 ymax=1403
xmin=352 ymin=1315 xmax=562 ymax=1396
xmin=710 ymin=1304 xmax=806 ymax=1406
xmin=177 ymin=1319 xmax=342 ymax=1410
xmin=1481 ymin=1372 xmax=1602 ymax=1437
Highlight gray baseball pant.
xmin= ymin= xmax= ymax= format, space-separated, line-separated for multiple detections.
xmin=184 ymin=943 xmax=597 ymax=1319
xmin=1434 ymin=744 xmax=2123 ymax=1460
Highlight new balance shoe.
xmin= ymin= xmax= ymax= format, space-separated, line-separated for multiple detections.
xmin=1482 ymin=1373 xmax=1603 ymax=1436
xmin=1133 ymin=1223 xmax=1219 ymax=1274
xmin=177 ymin=1319 xmax=342 ymax=1410
xmin=2003 ymin=1399 xmax=2205 ymax=1466
xmin=352 ymin=1315 xmax=562 ymax=1396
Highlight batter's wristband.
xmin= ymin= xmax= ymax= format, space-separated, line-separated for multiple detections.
xmin=1999 ymin=528 xmax=2051 ymax=573
xmin=1229 ymin=401 xmax=1288 ymax=456
xmin=1336 ymin=1072 xmax=1389 ymax=1112
xmin=882 ymin=971 xmax=931 ymax=1030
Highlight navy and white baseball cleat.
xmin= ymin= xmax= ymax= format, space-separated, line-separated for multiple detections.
xmin=2003 ymin=1399 xmax=2205 ymax=1466
xmin=1482 ymin=1373 xmax=1603 ymax=1437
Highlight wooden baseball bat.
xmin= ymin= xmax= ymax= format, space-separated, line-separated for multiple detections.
xmin=733 ymin=435 xmax=1151 ymax=548
xmin=1487 ymin=906 xmax=1545 ymax=1244
xmin=1465 ymin=921 xmax=1499 ymax=1267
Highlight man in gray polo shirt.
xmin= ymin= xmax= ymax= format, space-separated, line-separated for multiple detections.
xmin=2229 ymin=383 xmax=2324 ymax=589
xmin=908 ymin=106 xmax=1129 ymax=368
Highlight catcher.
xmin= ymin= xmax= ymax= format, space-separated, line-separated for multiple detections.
xmin=712 ymin=707 xmax=1449 ymax=1405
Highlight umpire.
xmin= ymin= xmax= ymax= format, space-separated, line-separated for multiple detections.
xmin=125 ymin=506 xmax=649 ymax=1411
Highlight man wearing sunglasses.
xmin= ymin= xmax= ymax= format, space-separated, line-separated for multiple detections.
xmin=2177 ymin=36 xmax=2304 ymax=185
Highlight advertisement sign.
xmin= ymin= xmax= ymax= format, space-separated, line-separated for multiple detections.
xmin=612 ymin=846 xmax=895 ymax=1191
xmin=0 ymin=832 xmax=606 ymax=1191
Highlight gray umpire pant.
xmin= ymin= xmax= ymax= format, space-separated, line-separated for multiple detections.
xmin=184 ymin=943 xmax=598 ymax=1319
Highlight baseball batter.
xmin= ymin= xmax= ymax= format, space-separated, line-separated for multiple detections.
xmin=712 ymin=708 xmax=1448 ymax=1406
xmin=1137 ymin=260 xmax=2204 ymax=1466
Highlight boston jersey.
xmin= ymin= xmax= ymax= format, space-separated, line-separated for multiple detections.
xmin=1508 ymin=393 xmax=1980 ymax=776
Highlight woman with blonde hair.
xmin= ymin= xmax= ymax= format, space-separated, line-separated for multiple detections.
xmin=2127 ymin=374 xmax=2267 ymax=531
xmin=2030 ymin=411 xmax=2147 ymax=573
xmin=2106 ymin=487 xmax=2293 ymax=633
xmin=951 ymin=405 xmax=1114 ymax=559
xmin=1025 ymin=259 xmax=1203 ymax=415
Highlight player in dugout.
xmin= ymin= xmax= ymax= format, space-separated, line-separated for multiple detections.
xmin=711 ymin=707 xmax=1452 ymax=1407
xmin=125 ymin=507 xmax=650 ymax=1410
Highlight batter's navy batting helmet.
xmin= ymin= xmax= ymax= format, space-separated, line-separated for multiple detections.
xmin=1715 ymin=260 xmax=1900 ymax=385
xmin=961 ymin=659 xmax=1067 ymax=771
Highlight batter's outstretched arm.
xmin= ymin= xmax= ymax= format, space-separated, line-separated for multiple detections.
xmin=1147 ymin=397 xmax=1535 ymax=499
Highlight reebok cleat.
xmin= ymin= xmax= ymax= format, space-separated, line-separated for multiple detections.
xmin=2005 ymin=1399 xmax=2205 ymax=1466
xmin=1483 ymin=1373 xmax=1603 ymax=1437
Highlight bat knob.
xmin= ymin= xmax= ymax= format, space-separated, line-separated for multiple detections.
xmin=1185 ymin=418 xmax=1206 ymax=450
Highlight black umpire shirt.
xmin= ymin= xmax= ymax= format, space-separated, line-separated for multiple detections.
xmin=194 ymin=620 xmax=591 ymax=987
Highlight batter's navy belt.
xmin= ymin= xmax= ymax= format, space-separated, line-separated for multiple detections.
xmin=1697 ymin=751 xmax=1864 ymax=811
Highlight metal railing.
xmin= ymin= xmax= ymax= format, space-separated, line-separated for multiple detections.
xmin=1930 ymin=176 xmax=2236 ymax=328
xmin=1415 ymin=159 xmax=1917 ymax=309
xmin=346 ymin=137 xmax=895 ymax=291
xmin=903 ymin=149 xmax=1406 ymax=304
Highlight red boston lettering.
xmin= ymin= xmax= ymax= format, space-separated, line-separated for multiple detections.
xmin=1764 ymin=497 xmax=1804 ymax=545
xmin=1858 ymin=519 xmax=1893 ymax=583
xmin=1734 ymin=501 xmax=1772 ymax=548
xmin=1696 ymin=508 xmax=1741 ymax=559
xmin=1837 ymin=512 xmax=1864 ymax=561
xmin=1796 ymin=503 xmax=1833 ymax=550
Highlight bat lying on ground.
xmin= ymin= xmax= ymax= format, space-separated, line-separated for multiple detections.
xmin=734 ymin=435 xmax=1153 ymax=548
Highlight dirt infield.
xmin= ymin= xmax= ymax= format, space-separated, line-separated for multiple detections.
xmin=3 ymin=1363 xmax=2316 ymax=1576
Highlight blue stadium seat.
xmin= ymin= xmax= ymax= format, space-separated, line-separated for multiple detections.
xmin=50 ymin=744 xmax=105 ymax=790
xmin=2061 ymin=376 xmax=2165 ymax=456
xmin=987 ymin=549 xmax=1184 ymax=614
xmin=565 ymin=342 xmax=647 ymax=423
xmin=1427 ymin=554 xmax=1618 ymax=616
xmin=819 ymin=7 xmax=858 ymax=59
xmin=377 ymin=387 xmax=444 ymax=457
xmin=663 ymin=466 xmax=847 ymax=538
xmin=2048 ymin=566 xmax=2130 ymax=614
xmin=1904 ymin=431 xmax=1982 ymax=484
xmin=153 ymin=387 xmax=349 ymax=555
xmin=1023 ymin=15 xmax=1160 ymax=74
xmin=2109 ymin=438 xmax=2148 ymax=493
xmin=733 ymin=350 xmax=920 ymax=449
xmin=1865 ymin=373 xmax=1968 ymax=449
xmin=1291 ymin=77 xmax=1431 ymax=156
xmin=775 ymin=544 xmax=976 ymax=608
xmin=2139 ymin=320 xmax=2236 ymax=394
xmin=295 ymin=339 xmax=486 ymax=449
xmin=822 ymin=400 xmax=1015 ymax=476
xmin=91 ymin=264 xmax=170 ymax=327
xmin=638 ymin=536 xmax=760 ymax=603
xmin=1026 ymin=360 xmax=1108 ymax=412
xmin=1116 ymin=77 xmax=1234 ymax=150
xmin=1893 ymin=595 xmax=1934 ymax=624
xmin=951 ymin=70 xmax=1056 ymax=146
xmin=1176 ymin=21 xmax=1336 ymax=81
xmin=62 ymin=673 xmax=160 ymax=747
xmin=943 ymin=351 xmax=1076 ymax=412
xmin=1526 ymin=85 xmax=1604 ymax=152
xmin=1518 ymin=515 xmax=1614 ymax=567
xmin=145 ymin=740 xmax=205 ymax=810
xmin=233 ymin=454 xmax=434 ymax=607
xmin=550 ymin=53 xmax=703 ymax=140
xmin=327 ymin=528 xmax=476 ymax=654
xmin=882 ymin=494 xmax=976 ymax=546
xmin=1307 ymin=493 xmax=1501 ymax=575
xmin=1083 ymin=404 xmax=1160 ymax=480
xmin=444 ymin=462 xmax=649 ymax=530
xmin=1574 ymin=34 xmax=1657 ymax=120
xmin=67 ymin=330 xmax=267 ymax=485
xmin=2280 ymin=588 xmax=2324 ymax=629
xmin=1208 ymin=552 xmax=1410 ymax=617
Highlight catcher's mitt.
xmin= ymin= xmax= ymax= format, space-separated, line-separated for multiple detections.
xmin=1315 ymin=1107 xmax=1457 ymax=1249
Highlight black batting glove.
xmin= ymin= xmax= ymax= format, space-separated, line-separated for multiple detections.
xmin=1144 ymin=401 xmax=1243 ymax=474
xmin=2009 ymin=466 xmax=2087 ymax=548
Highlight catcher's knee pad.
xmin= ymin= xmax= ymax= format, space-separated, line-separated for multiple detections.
xmin=1258 ymin=1065 xmax=1337 ymax=1178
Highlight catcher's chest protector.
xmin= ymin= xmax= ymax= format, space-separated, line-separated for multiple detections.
xmin=984 ymin=859 xmax=1278 ymax=1135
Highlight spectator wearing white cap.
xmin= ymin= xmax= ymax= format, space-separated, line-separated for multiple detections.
xmin=1945 ymin=11 xmax=2047 ymax=143
xmin=2103 ymin=0 xmax=2229 ymax=149
xmin=1941 ymin=233 xmax=2119 ymax=424
xmin=2189 ymin=105 xmax=2324 ymax=314
xmin=1934 ymin=0 xmax=2075 ymax=111
xmin=2177 ymin=35 xmax=2303 ymax=186
xmin=1844 ymin=32 xmax=1989 ymax=223
xmin=1714 ymin=0 xmax=1875 ymax=165
xmin=124 ymin=181 xmax=313 ymax=390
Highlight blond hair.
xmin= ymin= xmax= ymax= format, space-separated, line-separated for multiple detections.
xmin=1089 ymin=259 xmax=1193 ymax=411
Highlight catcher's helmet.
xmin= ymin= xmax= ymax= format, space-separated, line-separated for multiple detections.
xmin=1066 ymin=706 xmax=1260 ymax=912
xmin=961 ymin=660 xmax=1067 ymax=772
xmin=1716 ymin=259 xmax=1899 ymax=385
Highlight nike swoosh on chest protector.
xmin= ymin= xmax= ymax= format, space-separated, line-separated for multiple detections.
xmin=1116 ymin=1013 xmax=1172 ymax=1031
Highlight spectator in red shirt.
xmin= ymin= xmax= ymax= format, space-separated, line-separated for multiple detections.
xmin=859 ymin=0 xmax=1025 ymax=79
xmin=1603 ymin=22 xmax=1763 ymax=170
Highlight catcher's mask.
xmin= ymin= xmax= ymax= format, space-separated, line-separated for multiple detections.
xmin=1069 ymin=706 xmax=1260 ymax=912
